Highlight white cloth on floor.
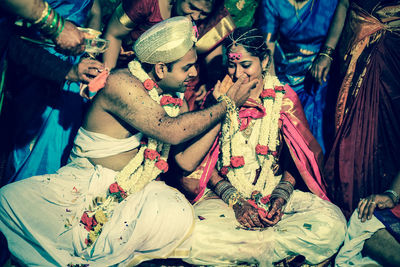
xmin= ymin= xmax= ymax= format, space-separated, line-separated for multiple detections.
xmin=184 ymin=190 xmax=346 ymax=267
xmin=0 ymin=127 xmax=194 ymax=266
xmin=334 ymin=211 xmax=384 ymax=267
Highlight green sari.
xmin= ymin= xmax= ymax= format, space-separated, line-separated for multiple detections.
xmin=224 ymin=0 xmax=258 ymax=27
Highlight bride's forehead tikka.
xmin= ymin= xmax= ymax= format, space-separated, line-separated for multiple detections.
xmin=227 ymin=28 xmax=265 ymax=58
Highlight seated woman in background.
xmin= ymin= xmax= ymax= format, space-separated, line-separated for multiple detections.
xmin=171 ymin=27 xmax=346 ymax=266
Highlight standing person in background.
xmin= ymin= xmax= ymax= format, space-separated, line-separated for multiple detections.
xmin=259 ymin=0 xmax=338 ymax=153
xmin=0 ymin=0 xmax=105 ymax=184
xmin=323 ymin=0 xmax=400 ymax=219
xmin=103 ymin=0 xmax=235 ymax=110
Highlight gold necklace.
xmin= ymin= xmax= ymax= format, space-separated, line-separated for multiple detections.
xmin=241 ymin=119 xmax=257 ymax=140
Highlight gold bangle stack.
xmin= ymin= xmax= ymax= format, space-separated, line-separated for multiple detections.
xmin=33 ymin=3 xmax=65 ymax=40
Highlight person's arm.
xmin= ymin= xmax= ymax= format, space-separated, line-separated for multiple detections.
xmin=261 ymin=142 xmax=296 ymax=226
xmin=86 ymin=0 xmax=102 ymax=31
xmin=1 ymin=0 xmax=46 ymax=21
xmin=174 ymin=123 xmax=220 ymax=172
xmin=8 ymin=33 xmax=104 ymax=83
xmin=98 ymin=71 xmax=256 ymax=145
xmin=358 ymin=171 xmax=400 ymax=222
xmin=1 ymin=0 xmax=86 ymax=55
xmin=310 ymin=0 xmax=349 ymax=84
xmin=103 ymin=4 xmax=134 ymax=69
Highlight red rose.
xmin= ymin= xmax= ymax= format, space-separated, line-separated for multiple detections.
xmin=274 ymin=85 xmax=285 ymax=92
xmin=260 ymin=89 xmax=276 ymax=99
xmin=144 ymin=149 xmax=160 ymax=161
xmin=160 ymin=96 xmax=175 ymax=106
xmin=143 ymin=79 xmax=156 ymax=90
xmin=260 ymin=194 xmax=271 ymax=205
xmin=155 ymin=159 xmax=169 ymax=173
xmin=220 ymin=166 xmax=230 ymax=176
xmin=109 ymin=182 xmax=120 ymax=194
xmin=255 ymin=144 xmax=269 ymax=155
xmin=230 ymin=156 xmax=245 ymax=168
xmin=174 ymin=98 xmax=183 ymax=107
xmin=81 ymin=211 xmax=97 ymax=231
xmin=271 ymin=151 xmax=278 ymax=158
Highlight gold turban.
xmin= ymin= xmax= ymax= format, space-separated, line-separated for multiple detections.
xmin=133 ymin=16 xmax=197 ymax=64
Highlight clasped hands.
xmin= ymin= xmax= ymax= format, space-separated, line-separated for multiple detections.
xmin=233 ymin=197 xmax=285 ymax=229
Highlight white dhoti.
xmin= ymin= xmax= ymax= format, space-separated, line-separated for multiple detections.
xmin=334 ymin=211 xmax=385 ymax=267
xmin=184 ymin=190 xmax=346 ymax=267
xmin=0 ymin=128 xmax=194 ymax=266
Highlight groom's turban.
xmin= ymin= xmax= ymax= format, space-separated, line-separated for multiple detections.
xmin=133 ymin=16 xmax=197 ymax=64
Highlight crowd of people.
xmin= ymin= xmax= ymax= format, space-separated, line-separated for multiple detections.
xmin=0 ymin=0 xmax=398 ymax=266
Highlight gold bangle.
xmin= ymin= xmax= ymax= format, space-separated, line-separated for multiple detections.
xmin=115 ymin=4 xmax=135 ymax=28
xmin=319 ymin=53 xmax=333 ymax=61
xmin=33 ymin=1 xmax=49 ymax=24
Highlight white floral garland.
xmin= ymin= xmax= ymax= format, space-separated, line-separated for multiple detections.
xmin=219 ymin=74 xmax=285 ymax=198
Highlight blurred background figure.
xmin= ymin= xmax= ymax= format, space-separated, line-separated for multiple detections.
xmin=323 ymin=0 xmax=400 ymax=219
xmin=0 ymin=0 xmax=105 ymax=185
xmin=258 ymin=0 xmax=339 ymax=153
xmin=224 ymin=0 xmax=259 ymax=28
